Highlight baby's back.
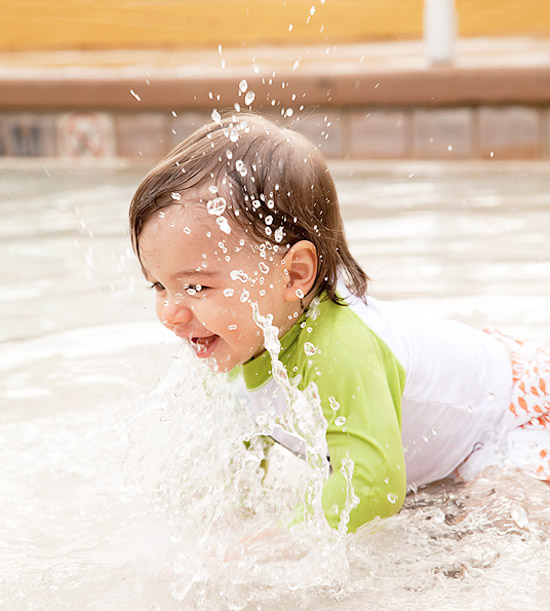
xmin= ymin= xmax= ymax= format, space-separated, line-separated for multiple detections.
xmin=342 ymin=290 xmax=513 ymax=485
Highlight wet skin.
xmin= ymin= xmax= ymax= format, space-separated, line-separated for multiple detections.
xmin=138 ymin=202 xmax=301 ymax=372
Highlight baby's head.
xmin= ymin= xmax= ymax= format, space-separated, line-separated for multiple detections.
xmin=129 ymin=112 xmax=367 ymax=371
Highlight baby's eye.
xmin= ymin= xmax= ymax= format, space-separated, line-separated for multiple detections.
xmin=183 ymin=283 xmax=208 ymax=296
xmin=149 ymin=282 xmax=165 ymax=293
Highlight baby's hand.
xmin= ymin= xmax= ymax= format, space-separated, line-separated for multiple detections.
xmin=222 ymin=524 xmax=301 ymax=563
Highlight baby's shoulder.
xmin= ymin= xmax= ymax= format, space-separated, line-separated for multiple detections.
xmin=292 ymin=298 xmax=390 ymax=377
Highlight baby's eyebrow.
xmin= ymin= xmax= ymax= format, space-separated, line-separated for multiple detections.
xmin=174 ymin=268 xmax=218 ymax=279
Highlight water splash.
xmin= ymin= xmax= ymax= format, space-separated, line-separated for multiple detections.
xmin=238 ymin=79 xmax=248 ymax=94
xmin=207 ymin=196 xmax=227 ymax=216
xmin=216 ymin=216 xmax=231 ymax=234
xmin=249 ymin=303 xmax=350 ymax=533
xmin=211 ymin=109 xmax=222 ymax=124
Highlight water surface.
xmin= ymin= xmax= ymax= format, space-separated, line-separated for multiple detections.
xmin=1 ymin=162 xmax=549 ymax=610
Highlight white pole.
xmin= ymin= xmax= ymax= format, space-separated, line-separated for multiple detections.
xmin=423 ymin=0 xmax=457 ymax=64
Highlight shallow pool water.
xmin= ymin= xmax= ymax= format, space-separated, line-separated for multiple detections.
xmin=1 ymin=162 xmax=550 ymax=610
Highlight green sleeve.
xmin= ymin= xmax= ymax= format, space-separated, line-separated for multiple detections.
xmin=299 ymin=314 xmax=407 ymax=532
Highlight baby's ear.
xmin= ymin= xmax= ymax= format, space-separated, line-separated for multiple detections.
xmin=281 ymin=240 xmax=318 ymax=302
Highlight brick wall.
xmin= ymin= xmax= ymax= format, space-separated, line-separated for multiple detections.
xmin=1 ymin=105 xmax=548 ymax=161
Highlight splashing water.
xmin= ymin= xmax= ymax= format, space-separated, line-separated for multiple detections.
xmin=206 ymin=196 xmax=227 ymax=216
xmin=211 ymin=109 xmax=222 ymax=124
xmin=116 ymin=351 xmax=550 ymax=610
xmin=4 ymin=166 xmax=550 ymax=609
xmin=216 ymin=216 xmax=231 ymax=234
xmin=121 ymin=346 xmax=304 ymax=607
xmin=248 ymin=301 xmax=359 ymax=541
xmin=122 ymin=337 xmax=358 ymax=608
xmin=235 ymin=159 xmax=247 ymax=177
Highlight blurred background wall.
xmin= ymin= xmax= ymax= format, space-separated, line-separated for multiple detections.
xmin=1 ymin=1 xmax=549 ymax=161
xmin=2 ymin=0 xmax=550 ymax=51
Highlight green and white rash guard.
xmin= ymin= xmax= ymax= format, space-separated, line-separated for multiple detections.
xmin=241 ymin=287 xmax=513 ymax=532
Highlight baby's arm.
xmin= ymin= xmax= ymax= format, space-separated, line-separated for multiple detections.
xmin=310 ymin=350 xmax=407 ymax=532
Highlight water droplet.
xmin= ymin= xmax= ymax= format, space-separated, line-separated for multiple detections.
xmin=328 ymin=396 xmax=340 ymax=411
xmin=130 ymin=89 xmax=142 ymax=101
xmin=240 ymin=288 xmax=250 ymax=302
xmin=228 ymin=324 xmax=237 ymax=331
xmin=230 ymin=269 xmax=249 ymax=283
xmin=208 ymin=185 xmax=218 ymax=193
xmin=230 ymin=128 xmax=239 ymax=143
xmin=158 ymin=211 xmax=166 ymax=218
xmin=284 ymin=108 xmax=294 ymax=118
xmin=216 ymin=216 xmax=231 ymax=234
xmin=244 ymin=91 xmax=256 ymax=105
xmin=295 ymin=288 xmax=304 ymax=299
xmin=265 ymin=215 xmax=273 ymax=225
xmin=511 ymin=506 xmax=530 ymax=529
xmin=387 ymin=493 xmax=398 ymax=504
xmin=238 ymin=79 xmax=248 ymax=93
xmin=258 ymin=262 xmax=269 ymax=273
xmin=335 ymin=416 xmax=346 ymax=426
xmin=171 ymin=191 xmax=182 ymax=201
xmin=211 ymin=109 xmax=222 ymax=124
xmin=304 ymin=341 xmax=317 ymax=356
xmin=235 ymin=159 xmax=247 ymax=176
xmin=274 ymin=227 xmax=284 ymax=242
xmin=288 ymin=23 xmax=293 ymax=31
xmin=223 ymin=288 xmax=234 ymax=297
xmin=207 ymin=197 xmax=227 ymax=216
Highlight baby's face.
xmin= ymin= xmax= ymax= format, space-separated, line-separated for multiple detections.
xmin=138 ymin=200 xmax=298 ymax=372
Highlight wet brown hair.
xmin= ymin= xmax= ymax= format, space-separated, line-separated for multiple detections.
xmin=129 ymin=112 xmax=368 ymax=303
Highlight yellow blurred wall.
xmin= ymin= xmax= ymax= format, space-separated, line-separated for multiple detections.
xmin=1 ymin=0 xmax=550 ymax=51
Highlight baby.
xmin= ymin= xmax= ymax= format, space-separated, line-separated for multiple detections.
xmin=129 ymin=112 xmax=550 ymax=532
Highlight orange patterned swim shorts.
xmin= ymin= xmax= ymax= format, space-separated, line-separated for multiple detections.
xmin=504 ymin=333 xmax=550 ymax=481
xmin=459 ymin=330 xmax=550 ymax=482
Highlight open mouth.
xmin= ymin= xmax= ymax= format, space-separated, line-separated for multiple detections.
xmin=190 ymin=335 xmax=219 ymax=357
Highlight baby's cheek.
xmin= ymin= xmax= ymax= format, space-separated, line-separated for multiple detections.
xmin=154 ymin=297 xmax=164 ymax=321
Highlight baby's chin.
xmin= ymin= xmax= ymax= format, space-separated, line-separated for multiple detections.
xmin=201 ymin=355 xmax=235 ymax=374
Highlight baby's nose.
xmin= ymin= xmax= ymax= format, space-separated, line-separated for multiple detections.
xmin=161 ymin=296 xmax=193 ymax=327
